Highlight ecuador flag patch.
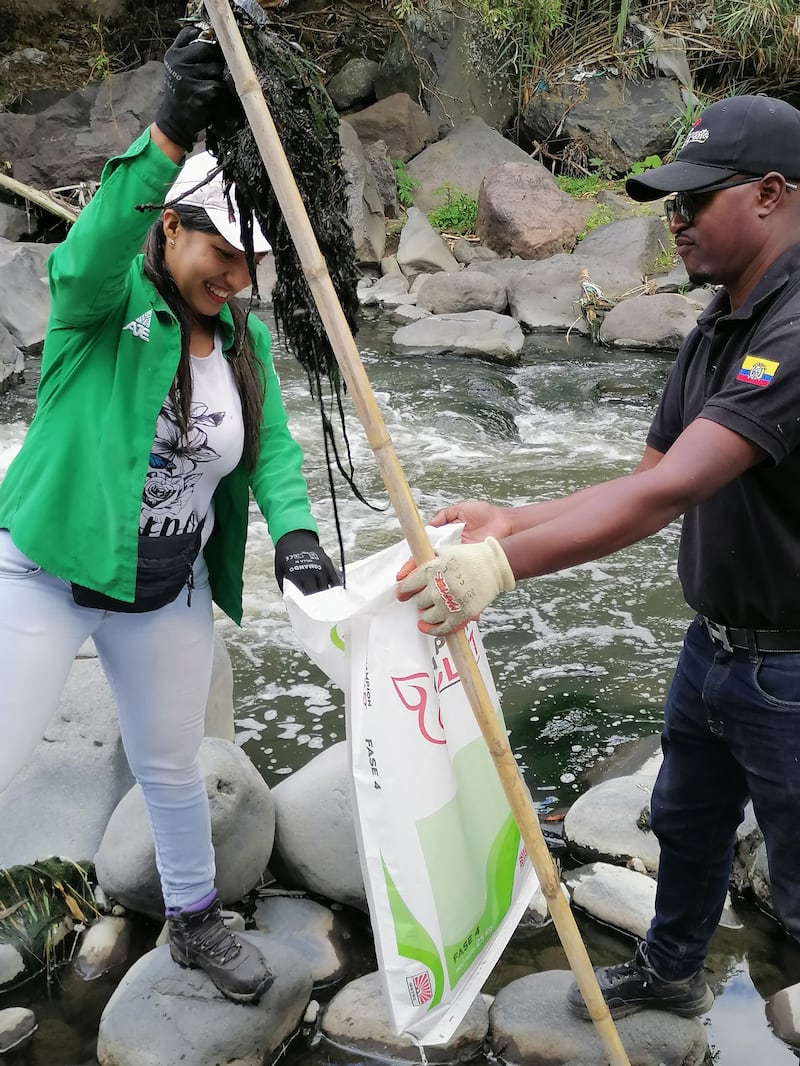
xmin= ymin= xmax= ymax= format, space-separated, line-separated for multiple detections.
xmin=736 ymin=354 xmax=779 ymax=387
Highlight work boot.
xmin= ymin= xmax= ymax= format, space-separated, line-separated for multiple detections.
xmin=168 ymin=894 xmax=274 ymax=1004
xmin=566 ymin=942 xmax=714 ymax=1020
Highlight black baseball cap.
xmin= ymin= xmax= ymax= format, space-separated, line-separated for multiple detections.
xmin=626 ymin=94 xmax=800 ymax=202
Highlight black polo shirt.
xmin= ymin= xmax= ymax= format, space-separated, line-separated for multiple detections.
xmin=647 ymin=242 xmax=800 ymax=627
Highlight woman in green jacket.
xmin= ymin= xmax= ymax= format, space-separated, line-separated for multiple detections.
xmin=0 ymin=29 xmax=339 ymax=1004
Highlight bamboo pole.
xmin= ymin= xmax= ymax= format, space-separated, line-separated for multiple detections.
xmin=202 ymin=3 xmax=632 ymax=1062
xmin=0 ymin=173 xmax=79 ymax=224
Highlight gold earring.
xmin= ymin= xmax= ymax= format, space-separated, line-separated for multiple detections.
xmin=169 ymin=238 xmax=176 ymax=247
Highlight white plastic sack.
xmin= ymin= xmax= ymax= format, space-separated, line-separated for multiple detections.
xmin=284 ymin=526 xmax=538 ymax=1045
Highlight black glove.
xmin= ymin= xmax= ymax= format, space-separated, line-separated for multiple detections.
xmin=154 ymin=27 xmax=229 ymax=152
xmin=274 ymin=530 xmax=341 ymax=595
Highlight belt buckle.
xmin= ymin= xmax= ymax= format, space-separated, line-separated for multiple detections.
xmin=704 ymin=617 xmax=733 ymax=652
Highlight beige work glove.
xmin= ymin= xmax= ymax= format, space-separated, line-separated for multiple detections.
xmin=398 ymin=537 xmax=515 ymax=635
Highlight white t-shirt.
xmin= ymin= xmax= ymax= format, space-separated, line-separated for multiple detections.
xmin=139 ymin=333 xmax=245 ymax=547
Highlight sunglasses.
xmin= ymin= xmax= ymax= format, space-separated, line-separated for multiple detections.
xmin=664 ymin=175 xmax=798 ymax=225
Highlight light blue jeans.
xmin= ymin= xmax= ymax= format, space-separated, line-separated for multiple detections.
xmin=0 ymin=528 xmax=216 ymax=909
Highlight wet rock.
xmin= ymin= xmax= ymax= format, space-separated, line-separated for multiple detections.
xmin=600 ymin=292 xmax=701 ymax=351
xmin=593 ymin=379 xmax=658 ymax=405
xmin=766 ymin=982 xmax=800 ymax=1048
xmin=357 ymin=273 xmax=409 ymax=308
xmin=392 ymin=310 xmax=524 ymax=365
xmin=732 ymin=806 xmax=775 ymax=919
xmin=321 ymin=970 xmax=488 ymax=1060
xmin=563 ymin=770 xmax=661 ymax=872
xmin=489 ymin=970 xmax=708 ymax=1065
xmin=0 ymin=1006 xmax=38 ymax=1054
xmin=73 ymin=916 xmax=131 ymax=980
xmin=0 ymin=323 xmax=23 ymax=396
xmin=270 ymin=741 xmax=365 ymax=911
xmin=253 ymin=894 xmax=356 ymax=988
xmin=0 ymin=945 xmax=25 ymax=993
xmin=563 ymin=861 xmax=657 ymax=939
xmin=0 ymin=239 xmax=50 ymax=348
xmin=97 ymin=936 xmax=313 ymax=1066
xmin=96 ymin=738 xmax=274 ymax=919
xmin=389 ymin=304 xmax=431 ymax=324
xmin=417 ymin=270 xmax=507 ymax=315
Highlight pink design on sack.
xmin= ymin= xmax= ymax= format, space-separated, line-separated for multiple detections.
xmin=406 ymin=970 xmax=433 ymax=1006
xmin=392 ymin=673 xmax=446 ymax=745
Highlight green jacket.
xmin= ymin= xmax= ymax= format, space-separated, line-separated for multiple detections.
xmin=0 ymin=129 xmax=317 ymax=624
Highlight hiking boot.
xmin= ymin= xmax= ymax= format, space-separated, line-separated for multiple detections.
xmin=567 ymin=942 xmax=714 ymax=1020
xmin=168 ymin=895 xmax=274 ymax=1004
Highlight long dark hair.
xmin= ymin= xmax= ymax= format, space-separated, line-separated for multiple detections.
xmin=143 ymin=205 xmax=264 ymax=469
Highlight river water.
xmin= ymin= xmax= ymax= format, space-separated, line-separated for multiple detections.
xmin=2 ymin=309 xmax=799 ymax=1064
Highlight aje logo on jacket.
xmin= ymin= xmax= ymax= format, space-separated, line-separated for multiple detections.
xmin=123 ymin=309 xmax=153 ymax=341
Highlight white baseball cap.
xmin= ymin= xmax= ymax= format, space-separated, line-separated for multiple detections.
xmin=165 ymin=150 xmax=271 ymax=254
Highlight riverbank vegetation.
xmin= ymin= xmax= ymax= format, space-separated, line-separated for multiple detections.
xmin=1 ymin=0 xmax=797 ymax=112
xmin=399 ymin=0 xmax=800 ymax=103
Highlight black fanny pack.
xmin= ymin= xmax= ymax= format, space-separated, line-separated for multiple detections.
xmin=71 ymin=523 xmax=204 ymax=613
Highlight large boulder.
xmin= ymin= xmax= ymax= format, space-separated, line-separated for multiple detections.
xmin=95 ymin=738 xmax=275 ymax=919
xmin=406 ymin=116 xmax=532 ymax=212
xmin=0 ymin=324 xmax=23 ymax=396
xmin=600 ymin=292 xmax=702 ymax=351
xmin=345 ymin=93 xmax=437 ymax=164
xmin=519 ymin=74 xmax=687 ymax=174
xmin=577 ymin=216 xmax=670 ymax=280
xmin=397 ymin=206 xmax=460 ymax=277
xmin=0 ymin=648 xmax=134 ymax=869
xmin=0 ymin=62 xmax=164 ymax=188
xmin=374 ymin=1 xmax=516 ymax=135
xmin=269 ymin=741 xmax=365 ymax=911
xmin=326 ymin=57 xmax=380 ymax=111
xmin=339 ymin=120 xmax=386 ymax=265
xmin=96 ymin=935 xmax=313 ymax=1066
xmin=489 ymin=970 xmax=709 ymax=1065
xmin=392 ymin=310 xmax=524 ymax=365
xmin=504 ymin=252 xmax=644 ymax=334
xmin=417 ymin=270 xmax=508 ymax=315
xmin=0 ymin=239 xmax=50 ymax=348
xmin=476 ymin=161 xmax=591 ymax=259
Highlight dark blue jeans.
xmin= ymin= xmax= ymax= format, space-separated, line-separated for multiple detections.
xmin=646 ymin=615 xmax=800 ymax=980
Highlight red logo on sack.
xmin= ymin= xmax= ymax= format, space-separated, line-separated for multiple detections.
xmin=392 ymin=673 xmax=446 ymax=744
xmin=406 ymin=970 xmax=433 ymax=1006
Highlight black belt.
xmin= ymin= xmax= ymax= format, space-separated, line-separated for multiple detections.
xmin=703 ymin=616 xmax=800 ymax=653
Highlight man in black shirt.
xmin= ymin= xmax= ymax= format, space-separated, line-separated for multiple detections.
xmin=397 ymin=94 xmax=800 ymax=1019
